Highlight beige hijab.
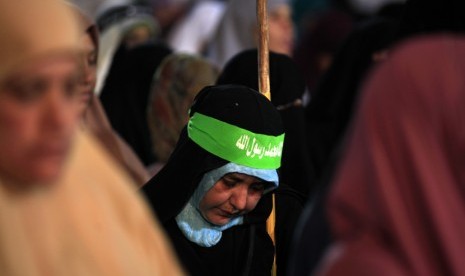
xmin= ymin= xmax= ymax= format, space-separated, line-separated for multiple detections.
xmin=0 ymin=0 xmax=79 ymax=81
xmin=0 ymin=1 xmax=184 ymax=274
xmin=147 ymin=54 xmax=218 ymax=165
xmin=83 ymin=95 xmax=150 ymax=186
xmin=0 ymin=131 xmax=185 ymax=275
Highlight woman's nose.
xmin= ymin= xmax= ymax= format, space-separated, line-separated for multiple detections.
xmin=230 ymin=186 xmax=248 ymax=212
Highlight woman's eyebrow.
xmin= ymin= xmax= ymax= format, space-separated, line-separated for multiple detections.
xmin=224 ymin=174 xmax=243 ymax=182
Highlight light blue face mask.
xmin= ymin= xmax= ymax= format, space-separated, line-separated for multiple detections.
xmin=175 ymin=162 xmax=278 ymax=247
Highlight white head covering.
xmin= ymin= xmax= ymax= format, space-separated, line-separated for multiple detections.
xmin=94 ymin=2 xmax=160 ymax=95
xmin=206 ymin=0 xmax=288 ymax=69
xmin=348 ymin=0 xmax=405 ymax=15
xmin=175 ymin=162 xmax=278 ymax=247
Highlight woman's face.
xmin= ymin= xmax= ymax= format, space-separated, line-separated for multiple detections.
xmin=199 ymin=172 xmax=266 ymax=226
xmin=0 ymin=54 xmax=81 ymax=184
xmin=268 ymin=4 xmax=294 ymax=56
xmin=77 ymin=33 xmax=97 ymax=112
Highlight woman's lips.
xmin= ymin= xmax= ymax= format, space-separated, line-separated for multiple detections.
xmin=217 ymin=208 xmax=239 ymax=218
xmin=29 ymin=144 xmax=69 ymax=162
xmin=79 ymin=91 xmax=92 ymax=104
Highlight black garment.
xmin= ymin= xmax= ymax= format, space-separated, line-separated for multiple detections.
xmin=274 ymin=183 xmax=306 ymax=276
xmin=216 ymin=49 xmax=308 ymax=275
xmin=289 ymin=3 xmax=465 ymax=274
xmin=287 ymin=18 xmax=400 ymax=276
xmin=396 ymin=0 xmax=465 ymax=41
xmin=142 ymin=85 xmax=284 ymax=276
xmin=164 ymin=195 xmax=274 ymax=276
xmin=286 ymin=180 xmax=332 ymax=276
xmin=304 ymin=18 xmax=399 ymax=187
xmin=100 ymin=42 xmax=172 ymax=165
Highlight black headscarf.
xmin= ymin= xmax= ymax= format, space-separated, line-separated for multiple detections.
xmin=218 ymin=50 xmax=303 ymax=107
xmin=99 ymin=42 xmax=172 ymax=165
xmin=217 ymin=49 xmax=314 ymax=198
xmin=143 ymin=84 xmax=284 ymax=223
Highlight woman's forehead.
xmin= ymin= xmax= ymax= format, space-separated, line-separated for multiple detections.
xmin=222 ymin=172 xmax=263 ymax=182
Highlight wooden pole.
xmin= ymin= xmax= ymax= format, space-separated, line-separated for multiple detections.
xmin=257 ymin=0 xmax=276 ymax=275
xmin=257 ymin=0 xmax=271 ymax=100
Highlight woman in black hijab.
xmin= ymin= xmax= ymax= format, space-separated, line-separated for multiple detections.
xmin=99 ymin=42 xmax=172 ymax=165
xmin=143 ymin=84 xmax=285 ymax=276
xmin=217 ymin=50 xmax=311 ymax=275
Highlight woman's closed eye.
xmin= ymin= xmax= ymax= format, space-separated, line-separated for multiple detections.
xmin=221 ymin=176 xmax=237 ymax=188
xmin=250 ymin=183 xmax=265 ymax=193
xmin=4 ymin=79 xmax=47 ymax=103
xmin=64 ymin=74 xmax=80 ymax=98
xmin=219 ymin=173 xmax=267 ymax=195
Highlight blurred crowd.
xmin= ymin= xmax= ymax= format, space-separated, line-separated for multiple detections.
xmin=1 ymin=0 xmax=465 ymax=275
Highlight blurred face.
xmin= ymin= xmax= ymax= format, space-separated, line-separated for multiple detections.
xmin=124 ymin=25 xmax=152 ymax=49
xmin=199 ymin=172 xmax=266 ymax=226
xmin=78 ymin=33 xmax=97 ymax=112
xmin=268 ymin=4 xmax=294 ymax=56
xmin=0 ymin=54 xmax=81 ymax=185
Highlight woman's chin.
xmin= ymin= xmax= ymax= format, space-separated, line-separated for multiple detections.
xmin=205 ymin=214 xmax=230 ymax=226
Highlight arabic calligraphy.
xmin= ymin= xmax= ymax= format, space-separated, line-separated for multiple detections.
xmin=235 ymin=134 xmax=283 ymax=159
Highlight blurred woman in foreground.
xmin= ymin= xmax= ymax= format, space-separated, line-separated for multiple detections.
xmin=318 ymin=35 xmax=465 ymax=276
xmin=0 ymin=0 xmax=184 ymax=274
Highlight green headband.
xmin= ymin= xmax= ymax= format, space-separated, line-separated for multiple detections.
xmin=188 ymin=113 xmax=285 ymax=169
